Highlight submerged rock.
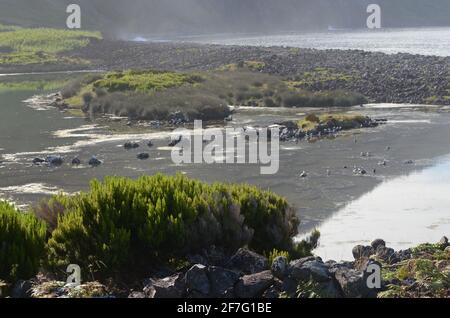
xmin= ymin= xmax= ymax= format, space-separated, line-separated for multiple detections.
xmin=137 ymin=153 xmax=150 ymax=160
xmin=46 ymin=156 xmax=64 ymax=166
xmin=32 ymin=158 xmax=46 ymax=165
xmin=71 ymin=157 xmax=81 ymax=165
xmin=124 ymin=142 xmax=140 ymax=150
xmin=88 ymin=156 xmax=102 ymax=166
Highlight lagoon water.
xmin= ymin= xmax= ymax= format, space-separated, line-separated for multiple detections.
xmin=186 ymin=27 xmax=450 ymax=56
xmin=310 ymin=156 xmax=450 ymax=261
xmin=2 ymin=83 xmax=450 ymax=258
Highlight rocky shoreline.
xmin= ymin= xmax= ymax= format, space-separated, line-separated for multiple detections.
xmin=3 ymin=40 xmax=449 ymax=106
xmin=2 ymin=237 xmax=449 ymax=299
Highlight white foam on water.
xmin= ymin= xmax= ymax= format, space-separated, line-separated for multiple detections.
xmin=0 ymin=183 xmax=66 ymax=196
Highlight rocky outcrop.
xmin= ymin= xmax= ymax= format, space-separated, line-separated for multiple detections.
xmin=6 ymin=237 xmax=449 ymax=299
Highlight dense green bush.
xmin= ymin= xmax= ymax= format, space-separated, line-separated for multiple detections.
xmin=46 ymin=174 xmax=299 ymax=277
xmin=0 ymin=202 xmax=47 ymax=281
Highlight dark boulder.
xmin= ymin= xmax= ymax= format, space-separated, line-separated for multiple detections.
xmin=185 ymin=265 xmax=210 ymax=296
xmin=334 ymin=267 xmax=377 ymax=298
xmin=206 ymin=266 xmax=240 ymax=298
xmin=46 ymin=156 xmax=64 ymax=166
xmin=11 ymin=280 xmax=33 ymax=298
xmin=137 ymin=153 xmax=150 ymax=160
xmin=124 ymin=142 xmax=140 ymax=150
xmin=271 ymin=256 xmax=288 ymax=279
xmin=32 ymin=158 xmax=45 ymax=165
xmin=288 ymin=260 xmax=332 ymax=283
xmin=71 ymin=157 xmax=81 ymax=165
xmin=352 ymin=245 xmax=374 ymax=260
xmin=235 ymin=271 xmax=274 ymax=298
xmin=439 ymin=236 xmax=449 ymax=247
xmin=371 ymin=239 xmax=386 ymax=250
xmin=88 ymin=156 xmax=102 ymax=166
xmin=227 ymin=248 xmax=269 ymax=274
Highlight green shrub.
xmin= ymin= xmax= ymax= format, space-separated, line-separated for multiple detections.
xmin=0 ymin=202 xmax=47 ymax=281
xmin=266 ymin=249 xmax=291 ymax=265
xmin=46 ymin=174 xmax=299 ymax=277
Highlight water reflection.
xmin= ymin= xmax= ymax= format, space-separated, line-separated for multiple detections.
xmin=312 ymin=156 xmax=450 ymax=261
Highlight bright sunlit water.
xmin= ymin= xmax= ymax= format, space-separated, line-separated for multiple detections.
xmin=188 ymin=27 xmax=450 ymax=56
xmin=313 ymin=156 xmax=450 ymax=261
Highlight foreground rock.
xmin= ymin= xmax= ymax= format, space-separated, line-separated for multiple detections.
xmin=5 ymin=237 xmax=449 ymax=298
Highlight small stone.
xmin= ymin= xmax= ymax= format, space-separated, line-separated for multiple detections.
xmin=144 ymin=273 xmax=185 ymax=298
xmin=71 ymin=158 xmax=81 ymax=165
xmin=439 ymin=236 xmax=449 ymax=246
xmin=128 ymin=291 xmax=146 ymax=298
xmin=352 ymin=245 xmax=374 ymax=260
xmin=299 ymin=171 xmax=308 ymax=178
xmin=371 ymin=239 xmax=386 ymax=250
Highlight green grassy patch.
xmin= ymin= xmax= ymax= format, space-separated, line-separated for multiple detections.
xmin=287 ymin=67 xmax=356 ymax=88
xmin=93 ymin=70 xmax=202 ymax=93
xmin=297 ymin=112 xmax=369 ymax=131
xmin=0 ymin=80 xmax=69 ymax=92
xmin=0 ymin=25 xmax=101 ymax=66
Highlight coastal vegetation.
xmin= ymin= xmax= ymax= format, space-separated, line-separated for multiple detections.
xmin=59 ymin=67 xmax=367 ymax=122
xmin=379 ymin=242 xmax=450 ymax=298
xmin=0 ymin=174 xmax=308 ymax=283
xmin=0 ymin=24 xmax=101 ymax=65
xmin=0 ymin=202 xmax=47 ymax=281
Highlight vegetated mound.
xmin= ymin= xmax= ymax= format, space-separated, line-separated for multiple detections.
xmin=59 ymin=67 xmax=367 ymax=122
xmin=298 ymin=113 xmax=374 ymax=132
xmin=0 ymin=24 xmax=101 ymax=66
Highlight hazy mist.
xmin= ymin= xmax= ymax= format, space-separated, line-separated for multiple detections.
xmin=1 ymin=0 xmax=449 ymax=38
